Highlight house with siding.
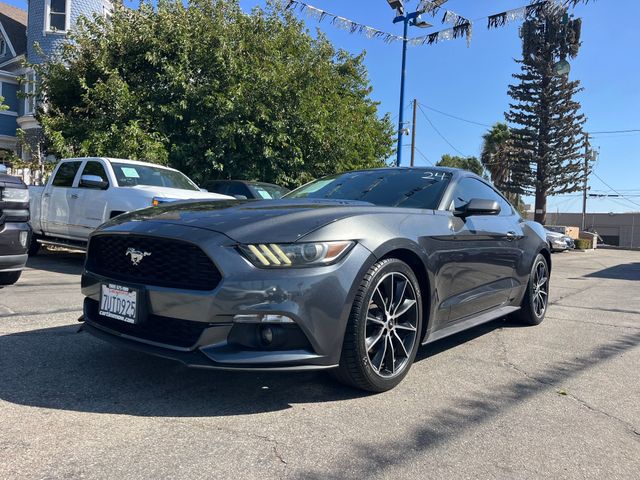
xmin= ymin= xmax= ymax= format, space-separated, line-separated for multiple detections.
xmin=0 ymin=0 xmax=111 ymax=162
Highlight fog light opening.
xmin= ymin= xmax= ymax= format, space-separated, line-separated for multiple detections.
xmin=260 ymin=326 xmax=274 ymax=346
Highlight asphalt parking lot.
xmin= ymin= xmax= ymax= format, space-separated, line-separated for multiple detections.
xmin=1 ymin=248 xmax=639 ymax=479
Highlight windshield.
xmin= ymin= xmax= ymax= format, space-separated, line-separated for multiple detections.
xmin=250 ymin=184 xmax=289 ymax=199
xmin=285 ymin=169 xmax=451 ymax=209
xmin=112 ymin=163 xmax=199 ymax=191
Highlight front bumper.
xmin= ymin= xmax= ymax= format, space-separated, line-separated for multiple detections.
xmin=81 ymin=223 xmax=373 ymax=371
xmin=0 ymin=221 xmax=30 ymax=272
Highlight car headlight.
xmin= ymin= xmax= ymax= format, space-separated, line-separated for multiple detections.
xmin=2 ymin=187 xmax=29 ymax=203
xmin=238 ymin=241 xmax=355 ymax=268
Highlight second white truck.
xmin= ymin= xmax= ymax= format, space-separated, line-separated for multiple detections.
xmin=29 ymin=157 xmax=232 ymax=253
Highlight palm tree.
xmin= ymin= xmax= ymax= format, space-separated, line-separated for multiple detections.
xmin=480 ymin=122 xmax=522 ymax=209
xmin=480 ymin=122 xmax=511 ymax=186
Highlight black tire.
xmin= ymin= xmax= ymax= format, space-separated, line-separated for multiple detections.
xmin=334 ymin=258 xmax=423 ymax=392
xmin=28 ymin=236 xmax=40 ymax=256
xmin=514 ymin=253 xmax=550 ymax=326
xmin=0 ymin=271 xmax=21 ymax=286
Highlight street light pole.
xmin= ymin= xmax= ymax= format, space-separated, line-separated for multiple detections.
xmin=396 ymin=16 xmax=409 ymax=167
xmin=392 ymin=9 xmax=421 ymax=167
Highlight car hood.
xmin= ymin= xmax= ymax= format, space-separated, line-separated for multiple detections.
xmin=102 ymin=198 xmax=389 ymax=243
xmin=545 ymin=230 xmax=565 ymax=239
xmin=127 ymin=185 xmax=233 ymax=200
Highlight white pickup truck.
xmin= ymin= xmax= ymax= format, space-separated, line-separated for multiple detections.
xmin=29 ymin=157 xmax=231 ymax=253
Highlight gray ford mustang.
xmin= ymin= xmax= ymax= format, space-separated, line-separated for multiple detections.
xmin=80 ymin=167 xmax=551 ymax=392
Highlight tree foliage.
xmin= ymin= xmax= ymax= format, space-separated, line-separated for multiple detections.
xmin=436 ymin=154 xmax=484 ymax=176
xmin=35 ymin=0 xmax=394 ymax=188
xmin=504 ymin=3 xmax=586 ymax=224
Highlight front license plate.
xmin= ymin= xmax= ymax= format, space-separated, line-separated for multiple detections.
xmin=99 ymin=284 xmax=139 ymax=324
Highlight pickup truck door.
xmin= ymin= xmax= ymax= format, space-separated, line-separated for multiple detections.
xmin=43 ymin=160 xmax=83 ymax=238
xmin=71 ymin=160 xmax=112 ymax=240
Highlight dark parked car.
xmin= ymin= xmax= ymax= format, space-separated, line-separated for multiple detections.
xmin=0 ymin=167 xmax=31 ymax=286
xmin=203 ymin=180 xmax=289 ymax=200
xmin=80 ymin=167 xmax=551 ymax=392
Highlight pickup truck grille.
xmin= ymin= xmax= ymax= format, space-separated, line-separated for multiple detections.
xmin=86 ymin=234 xmax=221 ymax=291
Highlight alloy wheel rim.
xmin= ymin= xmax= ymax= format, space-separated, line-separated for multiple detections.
xmin=532 ymin=261 xmax=549 ymax=318
xmin=365 ymin=272 xmax=419 ymax=379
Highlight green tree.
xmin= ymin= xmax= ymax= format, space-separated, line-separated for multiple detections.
xmin=504 ymin=3 xmax=586 ymax=224
xmin=35 ymin=0 xmax=394 ymax=188
xmin=436 ymin=154 xmax=484 ymax=176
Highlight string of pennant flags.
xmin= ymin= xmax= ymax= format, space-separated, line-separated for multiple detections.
xmin=285 ymin=0 xmax=551 ymax=48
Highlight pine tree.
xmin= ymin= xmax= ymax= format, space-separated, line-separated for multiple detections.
xmin=504 ymin=3 xmax=586 ymax=224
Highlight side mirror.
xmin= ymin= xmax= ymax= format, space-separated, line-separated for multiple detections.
xmin=233 ymin=195 xmax=248 ymax=200
xmin=80 ymin=174 xmax=109 ymax=190
xmin=456 ymin=198 xmax=501 ymax=218
xmin=200 ymin=188 xmax=208 ymax=192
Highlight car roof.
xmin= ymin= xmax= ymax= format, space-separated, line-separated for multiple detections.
xmin=61 ymin=157 xmax=179 ymax=173
xmin=345 ymin=166 xmax=478 ymax=179
xmin=208 ymin=179 xmax=286 ymax=188
xmin=0 ymin=173 xmax=25 ymax=186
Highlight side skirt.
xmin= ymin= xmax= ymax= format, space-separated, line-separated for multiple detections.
xmin=422 ymin=305 xmax=520 ymax=345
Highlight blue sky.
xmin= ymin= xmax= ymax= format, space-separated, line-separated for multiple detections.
xmin=7 ymin=0 xmax=640 ymax=212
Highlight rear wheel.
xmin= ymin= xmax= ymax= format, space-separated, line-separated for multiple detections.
xmin=334 ymin=258 xmax=423 ymax=392
xmin=514 ymin=253 xmax=550 ymax=326
xmin=0 ymin=271 xmax=21 ymax=286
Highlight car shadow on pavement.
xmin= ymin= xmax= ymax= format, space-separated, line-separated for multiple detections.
xmin=297 ymin=329 xmax=640 ymax=479
xmin=0 ymin=324 xmax=366 ymax=416
xmin=584 ymin=262 xmax=640 ymax=281
xmin=0 ymin=318 xmax=521 ymax=417
xmin=26 ymin=249 xmax=85 ymax=275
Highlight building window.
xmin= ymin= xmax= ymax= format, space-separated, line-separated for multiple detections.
xmin=46 ymin=0 xmax=70 ymax=32
xmin=24 ymin=72 xmax=36 ymax=115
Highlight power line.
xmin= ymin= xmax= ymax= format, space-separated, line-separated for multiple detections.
xmin=592 ymin=172 xmax=640 ymax=209
xmin=589 ymin=129 xmax=640 ymax=134
xmin=415 ymin=104 xmax=639 ymax=139
xmin=417 ymin=104 xmax=470 ymax=157
xmin=419 ymin=104 xmax=492 ymax=128
xmin=413 ymin=146 xmax=434 ymax=166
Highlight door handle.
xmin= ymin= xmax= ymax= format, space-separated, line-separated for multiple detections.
xmin=506 ymin=231 xmax=517 ymax=241
xmin=43 ymin=193 xmax=50 ymax=198
xmin=70 ymin=194 xmax=79 ymax=199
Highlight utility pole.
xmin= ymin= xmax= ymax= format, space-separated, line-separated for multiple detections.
xmin=410 ymin=99 xmax=417 ymax=167
xmin=581 ymin=133 xmax=589 ymax=231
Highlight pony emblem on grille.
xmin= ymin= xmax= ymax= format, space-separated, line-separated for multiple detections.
xmin=126 ymin=248 xmax=151 ymax=266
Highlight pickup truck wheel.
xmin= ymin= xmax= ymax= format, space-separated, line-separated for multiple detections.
xmin=0 ymin=271 xmax=21 ymax=286
xmin=28 ymin=236 xmax=41 ymax=256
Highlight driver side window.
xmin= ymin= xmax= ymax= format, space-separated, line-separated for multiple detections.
xmin=79 ymin=161 xmax=109 ymax=188
xmin=449 ymin=178 xmax=513 ymax=216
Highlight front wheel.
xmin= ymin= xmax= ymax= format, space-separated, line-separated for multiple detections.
xmin=514 ymin=253 xmax=550 ymax=326
xmin=334 ymin=258 xmax=423 ymax=392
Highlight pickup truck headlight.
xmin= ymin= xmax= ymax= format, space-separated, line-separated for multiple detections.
xmin=1 ymin=187 xmax=29 ymax=203
xmin=239 ymin=241 xmax=355 ymax=268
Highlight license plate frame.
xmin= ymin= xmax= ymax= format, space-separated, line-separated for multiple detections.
xmin=99 ymin=283 xmax=141 ymax=324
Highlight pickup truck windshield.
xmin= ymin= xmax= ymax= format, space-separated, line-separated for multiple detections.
xmin=111 ymin=163 xmax=199 ymax=191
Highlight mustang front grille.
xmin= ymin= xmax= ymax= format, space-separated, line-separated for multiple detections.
xmin=86 ymin=234 xmax=221 ymax=291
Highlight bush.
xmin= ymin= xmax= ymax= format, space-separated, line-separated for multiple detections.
xmin=575 ymin=238 xmax=591 ymax=250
